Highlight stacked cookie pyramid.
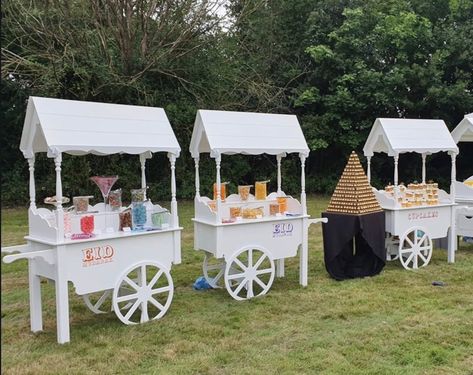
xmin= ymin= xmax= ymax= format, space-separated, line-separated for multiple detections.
xmin=327 ymin=151 xmax=382 ymax=215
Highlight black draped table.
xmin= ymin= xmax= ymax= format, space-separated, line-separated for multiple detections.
xmin=321 ymin=211 xmax=386 ymax=280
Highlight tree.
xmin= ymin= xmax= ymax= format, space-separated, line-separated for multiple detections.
xmin=295 ymin=0 xmax=473 ymax=189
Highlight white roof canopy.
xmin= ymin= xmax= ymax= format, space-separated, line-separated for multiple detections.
xmin=189 ymin=109 xmax=309 ymax=158
xmin=363 ymin=118 xmax=458 ymax=157
xmin=451 ymin=113 xmax=473 ymax=143
xmin=20 ymin=96 xmax=181 ymax=158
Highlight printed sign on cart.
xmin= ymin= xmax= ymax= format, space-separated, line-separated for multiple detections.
xmin=273 ymin=223 xmax=294 ymax=238
xmin=408 ymin=211 xmax=439 ymax=221
xmin=82 ymin=245 xmax=115 ymax=267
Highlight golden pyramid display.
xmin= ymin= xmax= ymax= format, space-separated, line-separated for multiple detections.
xmin=327 ymin=151 xmax=382 ymax=215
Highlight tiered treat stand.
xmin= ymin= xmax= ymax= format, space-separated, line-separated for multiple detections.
xmin=190 ymin=110 xmax=326 ymax=300
xmin=1 ymin=97 xmax=182 ymax=344
xmin=322 ymin=152 xmax=386 ymax=280
xmin=363 ymin=118 xmax=459 ymax=269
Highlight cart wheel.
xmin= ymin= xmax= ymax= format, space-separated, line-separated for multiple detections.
xmin=386 ymin=235 xmax=399 ymax=261
xmin=224 ymin=246 xmax=275 ymax=301
xmin=202 ymin=253 xmax=226 ymax=288
xmin=112 ymin=261 xmax=174 ymax=325
xmin=83 ymin=281 xmax=138 ymax=314
xmin=203 ymin=253 xmax=242 ymax=289
xmin=83 ymin=290 xmax=112 ymax=314
xmin=399 ymin=227 xmax=433 ymax=270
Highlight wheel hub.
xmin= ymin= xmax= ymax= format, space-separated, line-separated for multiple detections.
xmin=246 ymin=267 xmax=256 ymax=279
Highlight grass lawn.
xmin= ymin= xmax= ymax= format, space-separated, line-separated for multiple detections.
xmin=1 ymin=196 xmax=473 ymax=374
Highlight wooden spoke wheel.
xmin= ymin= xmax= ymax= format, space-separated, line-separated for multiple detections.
xmin=385 ymin=234 xmax=400 ymax=261
xmin=202 ymin=253 xmax=226 ymax=288
xmin=224 ymin=246 xmax=275 ymax=301
xmin=399 ymin=227 xmax=433 ymax=270
xmin=112 ymin=261 xmax=174 ymax=325
xmin=203 ymin=252 xmax=242 ymax=289
xmin=83 ymin=290 xmax=113 ymax=314
xmin=83 ymin=281 xmax=137 ymax=314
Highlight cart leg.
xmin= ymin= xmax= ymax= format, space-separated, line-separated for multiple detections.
xmin=299 ymin=242 xmax=308 ymax=287
xmin=55 ymin=277 xmax=70 ymax=344
xmin=28 ymin=261 xmax=43 ymax=333
xmin=276 ymin=259 xmax=285 ymax=278
xmin=448 ymin=227 xmax=456 ymax=263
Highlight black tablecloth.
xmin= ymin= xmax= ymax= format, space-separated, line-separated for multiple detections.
xmin=322 ymin=211 xmax=386 ymax=280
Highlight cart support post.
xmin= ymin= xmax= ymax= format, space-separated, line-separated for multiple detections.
xmin=277 ymin=154 xmax=283 ymax=195
xmin=299 ymin=154 xmax=308 ymax=286
xmin=393 ymin=154 xmax=399 ymax=186
xmin=215 ymin=155 xmax=222 ymax=222
xmin=422 ymin=154 xmax=427 ymax=184
xmin=448 ymin=152 xmax=457 ymax=261
xmin=300 ymin=154 xmax=307 ymax=216
xmin=300 ymin=218 xmax=309 ymax=286
xmin=54 ymin=154 xmax=64 ymax=241
xmin=450 ymin=152 xmax=457 ymax=203
xmin=55 ymin=247 xmax=70 ymax=344
xmin=169 ymin=154 xmax=179 ymax=227
xmin=28 ymin=156 xmax=36 ymax=209
xmin=367 ymin=156 xmax=371 ymax=184
xmin=194 ymin=157 xmax=200 ymax=197
xmin=276 ymin=259 xmax=285 ymax=278
xmin=28 ymin=260 xmax=43 ymax=332
xmin=448 ymin=206 xmax=457 ymax=262
xmin=393 ymin=154 xmax=399 ymax=201
xmin=276 ymin=154 xmax=285 ymax=277
xmin=140 ymin=154 xmax=147 ymax=200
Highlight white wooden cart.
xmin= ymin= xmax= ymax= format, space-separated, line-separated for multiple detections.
xmin=1 ymin=97 xmax=182 ymax=344
xmin=451 ymin=113 xmax=473 ymax=238
xmin=363 ymin=118 xmax=459 ymax=269
xmin=189 ymin=110 xmax=326 ymax=301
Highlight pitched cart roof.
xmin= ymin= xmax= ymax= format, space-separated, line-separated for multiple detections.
xmin=189 ymin=109 xmax=309 ymax=158
xmin=327 ymin=151 xmax=382 ymax=215
xmin=20 ymin=96 xmax=181 ymax=158
xmin=363 ymin=118 xmax=458 ymax=157
xmin=451 ymin=113 xmax=473 ymax=143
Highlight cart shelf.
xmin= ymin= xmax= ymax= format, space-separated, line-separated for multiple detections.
xmin=192 ymin=214 xmax=309 ymax=227
xmin=25 ymin=226 xmax=182 ymax=246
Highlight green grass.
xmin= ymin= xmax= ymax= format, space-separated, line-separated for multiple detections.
xmin=2 ymin=196 xmax=473 ymax=375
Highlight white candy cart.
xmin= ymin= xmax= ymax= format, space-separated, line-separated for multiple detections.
xmin=451 ymin=113 xmax=473 ymax=238
xmin=2 ymin=97 xmax=182 ymax=344
xmin=189 ymin=110 xmax=326 ymax=301
xmin=363 ymin=118 xmax=459 ymax=269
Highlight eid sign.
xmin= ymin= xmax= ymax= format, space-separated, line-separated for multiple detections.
xmin=82 ymin=245 xmax=115 ymax=267
xmin=273 ymin=223 xmax=294 ymax=238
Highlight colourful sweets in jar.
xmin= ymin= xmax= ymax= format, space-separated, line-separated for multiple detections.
xmin=131 ymin=188 xmax=146 ymax=202
xmin=213 ymin=182 xmax=228 ymax=201
xmin=73 ymin=196 xmax=91 ymax=213
xmin=230 ymin=207 xmax=242 ymax=218
xmin=270 ymin=203 xmax=280 ymax=216
xmin=238 ymin=185 xmax=252 ymax=201
xmin=109 ymin=188 xmax=122 ymax=210
xmin=119 ymin=210 xmax=132 ymax=231
xmin=131 ymin=202 xmax=147 ymax=229
xmin=255 ymin=181 xmax=269 ymax=200
xmin=277 ymin=196 xmax=288 ymax=213
xmin=80 ymin=215 xmax=95 ymax=234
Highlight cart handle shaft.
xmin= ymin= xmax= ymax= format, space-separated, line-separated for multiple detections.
xmin=3 ymin=249 xmax=55 ymax=265
xmin=308 ymin=218 xmax=328 ymax=227
xmin=1 ymin=244 xmax=30 ymax=254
